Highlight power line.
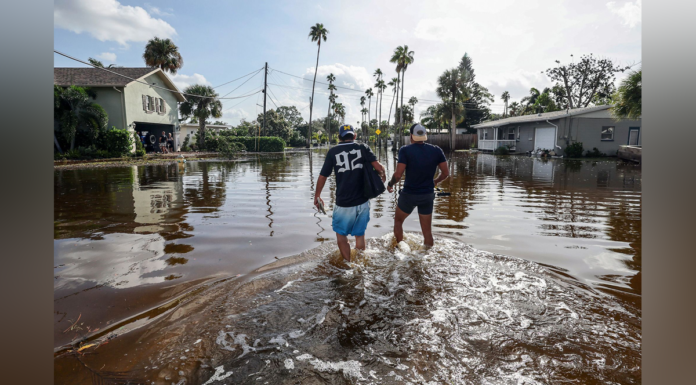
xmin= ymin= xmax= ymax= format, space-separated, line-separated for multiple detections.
xmin=54 ymin=50 xmax=260 ymax=100
xmin=213 ymin=67 xmax=264 ymax=88
xmin=266 ymin=86 xmax=279 ymax=109
xmin=223 ymin=91 xmax=259 ymax=112
xmin=220 ymin=69 xmax=264 ymax=98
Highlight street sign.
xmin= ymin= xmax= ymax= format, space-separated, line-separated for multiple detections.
xmin=375 ymin=129 xmax=381 ymax=135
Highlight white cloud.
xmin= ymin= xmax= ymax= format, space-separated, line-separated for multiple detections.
xmin=54 ymin=0 xmax=177 ymax=46
xmin=96 ymin=52 xmax=117 ymax=63
xmin=222 ymin=109 xmax=250 ymax=123
xmin=169 ymin=73 xmax=211 ymax=90
xmin=145 ymin=3 xmax=173 ymax=17
xmin=607 ymin=0 xmax=641 ymax=28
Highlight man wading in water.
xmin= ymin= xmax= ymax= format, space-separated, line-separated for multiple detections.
xmin=387 ymin=123 xmax=449 ymax=248
xmin=314 ymin=125 xmax=386 ymax=262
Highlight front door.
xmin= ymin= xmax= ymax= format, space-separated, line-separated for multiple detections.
xmin=628 ymin=127 xmax=640 ymax=146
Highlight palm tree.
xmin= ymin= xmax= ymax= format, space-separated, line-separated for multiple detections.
xmin=520 ymin=88 xmax=541 ymax=115
xmin=376 ymin=79 xmax=386 ymax=145
xmin=365 ymin=88 xmax=374 ymax=140
xmin=373 ymin=69 xmax=383 ymax=143
xmin=437 ymin=68 xmax=471 ymax=148
xmin=88 ymin=57 xmax=117 ymax=69
xmin=501 ymin=91 xmax=510 ymax=117
xmin=390 ymin=45 xmax=414 ymax=148
xmin=178 ymin=85 xmax=223 ymax=150
xmin=611 ymin=69 xmax=641 ymax=120
xmin=54 ymin=85 xmax=109 ymax=152
xmin=408 ymin=96 xmax=418 ymax=116
xmin=386 ymin=77 xmax=399 ymax=141
xmin=143 ymin=37 xmax=184 ymax=74
xmin=360 ymin=108 xmax=368 ymax=127
xmin=508 ymin=101 xmax=521 ymax=117
xmin=307 ymin=23 xmax=329 ymax=148
xmin=325 ymin=73 xmax=336 ymax=143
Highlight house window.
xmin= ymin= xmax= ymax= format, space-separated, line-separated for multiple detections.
xmin=159 ymin=98 xmax=165 ymax=114
xmin=601 ymin=126 xmax=614 ymax=141
xmin=147 ymin=96 xmax=154 ymax=111
xmin=506 ymin=127 xmax=515 ymax=140
xmin=483 ymin=129 xmax=489 ymax=140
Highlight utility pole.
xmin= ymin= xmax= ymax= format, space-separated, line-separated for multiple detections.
xmin=262 ymin=62 xmax=268 ymax=136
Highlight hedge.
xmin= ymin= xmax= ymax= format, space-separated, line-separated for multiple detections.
xmin=228 ymin=136 xmax=286 ymax=152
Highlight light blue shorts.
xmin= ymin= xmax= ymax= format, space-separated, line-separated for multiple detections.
xmin=332 ymin=201 xmax=370 ymax=236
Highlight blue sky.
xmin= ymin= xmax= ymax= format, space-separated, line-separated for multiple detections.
xmin=54 ymin=0 xmax=641 ymax=126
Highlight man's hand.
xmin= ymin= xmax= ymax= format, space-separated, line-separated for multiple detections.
xmin=314 ymin=196 xmax=324 ymax=210
xmin=387 ymin=185 xmax=394 ymax=193
xmin=378 ymin=170 xmax=386 ymax=183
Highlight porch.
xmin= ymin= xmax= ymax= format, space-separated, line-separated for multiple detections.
xmin=477 ymin=126 xmax=519 ymax=152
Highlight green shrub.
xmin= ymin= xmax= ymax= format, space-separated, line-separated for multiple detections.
xmin=133 ymin=132 xmax=146 ymax=157
xmin=585 ymin=147 xmax=605 ymax=158
xmin=565 ymin=142 xmax=584 ymax=158
xmin=227 ymin=136 xmax=286 ymax=152
xmin=288 ymin=134 xmax=306 ymax=148
xmin=219 ymin=138 xmax=246 ymax=159
xmin=203 ymin=131 xmax=222 ymax=152
xmin=100 ymin=128 xmax=133 ymax=156
xmin=494 ymin=145 xmax=510 ymax=155
xmin=180 ymin=135 xmax=191 ymax=152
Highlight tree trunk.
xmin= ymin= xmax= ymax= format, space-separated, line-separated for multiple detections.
xmin=378 ymin=88 xmax=382 ymax=148
xmin=367 ymin=97 xmax=371 ymax=141
xmin=308 ymin=43 xmax=321 ymax=148
xmin=399 ymin=70 xmax=406 ymax=149
xmin=54 ymin=133 xmax=63 ymax=154
xmin=326 ymin=94 xmax=332 ymax=145
xmin=450 ymin=109 xmax=456 ymax=150
xmin=199 ymin=116 xmax=206 ymax=150
xmin=387 ymin=88 xmax=396 ymax=139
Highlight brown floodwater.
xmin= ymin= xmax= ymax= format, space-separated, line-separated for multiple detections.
xmin=54 ymin=149 xmax=641 ymax=384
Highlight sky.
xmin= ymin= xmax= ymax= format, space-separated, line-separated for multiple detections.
xmin=54 ymin=0 xmax=641 ymax=126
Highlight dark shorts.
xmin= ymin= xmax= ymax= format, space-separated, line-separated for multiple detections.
xmin=397 ymin=192 xmax=436 ymax=215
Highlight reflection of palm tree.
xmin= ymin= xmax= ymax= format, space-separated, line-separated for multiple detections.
xmin=307 ymin=23 xmax=329 ymax=148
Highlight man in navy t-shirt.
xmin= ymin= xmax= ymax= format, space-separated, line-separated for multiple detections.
xmin=314 ymin=124 xmax=386 ymax=262
xmin=387 ymin=123 xmax=449 ymax=247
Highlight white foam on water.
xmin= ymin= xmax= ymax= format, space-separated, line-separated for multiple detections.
xmin=275 ymin=279 xmax=300 ymax=293
xmin=202 ymin=365 xmax=233 ymax=385
xmin=284 ymin=358 xmax=294 ymax=370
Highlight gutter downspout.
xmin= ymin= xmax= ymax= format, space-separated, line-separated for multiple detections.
xmin=546 ymin=119 xmax=561 ymax=155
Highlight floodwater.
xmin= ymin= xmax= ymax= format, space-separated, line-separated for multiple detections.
xmin=54 ymin=149 xmax=641 ymax=384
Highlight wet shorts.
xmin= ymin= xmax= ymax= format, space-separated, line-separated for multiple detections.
xmin=397 ymin=192 xmax=436 ymax=215
xmin=332 ymin=201 xmax=370 ymax=236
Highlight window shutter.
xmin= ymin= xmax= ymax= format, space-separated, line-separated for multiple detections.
xmin=155 ymin=97 xmax=160 ymax=114
xmin=142 ymin=95 xmax=147 ymax=111
xmin=161 ymin=99 xmax=166 ymax=114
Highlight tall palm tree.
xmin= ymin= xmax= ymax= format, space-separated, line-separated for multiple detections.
xmin=376 ymin=79 xmax=386 ymax=145
xmin=390 ymin=45 xmax=414 ymax=148
xmin=386 ymin=77 xmax=399 ymax=142
xmin=373 ymin=69 xmax=383 ymax=143
xmin=611 ymin=69 xmax=641 ymax=120
xmin=501 ymin=91 xmax=510 ymax=117
xmin=508 ymin=101 xmax=521 ymax=117
xmin=408 ymin=96 xmax=418 ymax=113
xmin=54 ymin=85 xmax=108 ymax=151
xmin=437 ymin=68 xmax=471 ymax=149
xmin=520 ymin=88 xmax=541 ymax=115
xmin=325 ymin=73 xmax=336 ymax=143
xmin=365 ymin=88 xmax=374 ymax=140
xmin=307 ymin=23 xmax=329 ymax=148
xmin=179 ymin=85 xmax=223 ymax=149
xmin=88 ymin=57 xmax=117 ymax=69
xmin=143 ymin=37 xmax=184 ymax=74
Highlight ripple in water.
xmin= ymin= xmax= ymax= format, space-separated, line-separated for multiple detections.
xmin=170 ymin=235 xmax=640 ymax=384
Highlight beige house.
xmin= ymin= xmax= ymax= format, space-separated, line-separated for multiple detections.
xmin=54 ymin=67 xmax=186 ymax=152
xmin=179 ymin=123 xmax=231 ymax=150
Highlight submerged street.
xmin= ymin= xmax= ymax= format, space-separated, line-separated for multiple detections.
xmin=54 ymin=149 xmax=641 ymax=383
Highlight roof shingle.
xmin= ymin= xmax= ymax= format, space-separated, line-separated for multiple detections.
xmin=54 ymin=67 xmax=157 ymax=87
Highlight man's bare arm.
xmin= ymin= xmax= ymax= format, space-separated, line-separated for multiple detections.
xmin=314 ymin=175 xmax=327 ymax=206
xmin=370 ymin=160 xmax=386 ymax=182
xmin=433 ymin=161 xmax=450 ymax=186
xmin=387 ymin=163 xmax=407 ymax=192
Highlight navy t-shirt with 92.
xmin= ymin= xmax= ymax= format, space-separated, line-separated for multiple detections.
xmin=320 ymin=142 xmax=377 ymax=207
xmin=398 ymin=143 xmax=447 ymax=195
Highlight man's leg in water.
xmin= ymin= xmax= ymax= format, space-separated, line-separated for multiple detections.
xmin=394 ymin=207 xmax=410 ymax=243
xmin=355 ymin=235 xmax=365 ymax=250
xmin=418 ymin=213 xmax=434 ymax=247
xmin=336 ymin=233 xmax=351 ymax=262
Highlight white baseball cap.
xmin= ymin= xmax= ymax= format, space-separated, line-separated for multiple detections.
xmin=410 ymin=124 xmax=427 ymax=141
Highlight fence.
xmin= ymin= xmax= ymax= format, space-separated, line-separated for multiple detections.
xmin=402 ymin=134 xmax=477 ymax=151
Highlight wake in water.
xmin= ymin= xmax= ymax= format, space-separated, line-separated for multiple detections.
xmin=163 ymin=234 xmax=640 ymax=385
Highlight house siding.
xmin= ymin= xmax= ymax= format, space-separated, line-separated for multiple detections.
xmin=568 ymin=117 xmax=641 ymax=155
xmin=123 ymin=72 xmax=180 ymax=133
xmin=90 ymin=87 xmax=126 ymax=130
